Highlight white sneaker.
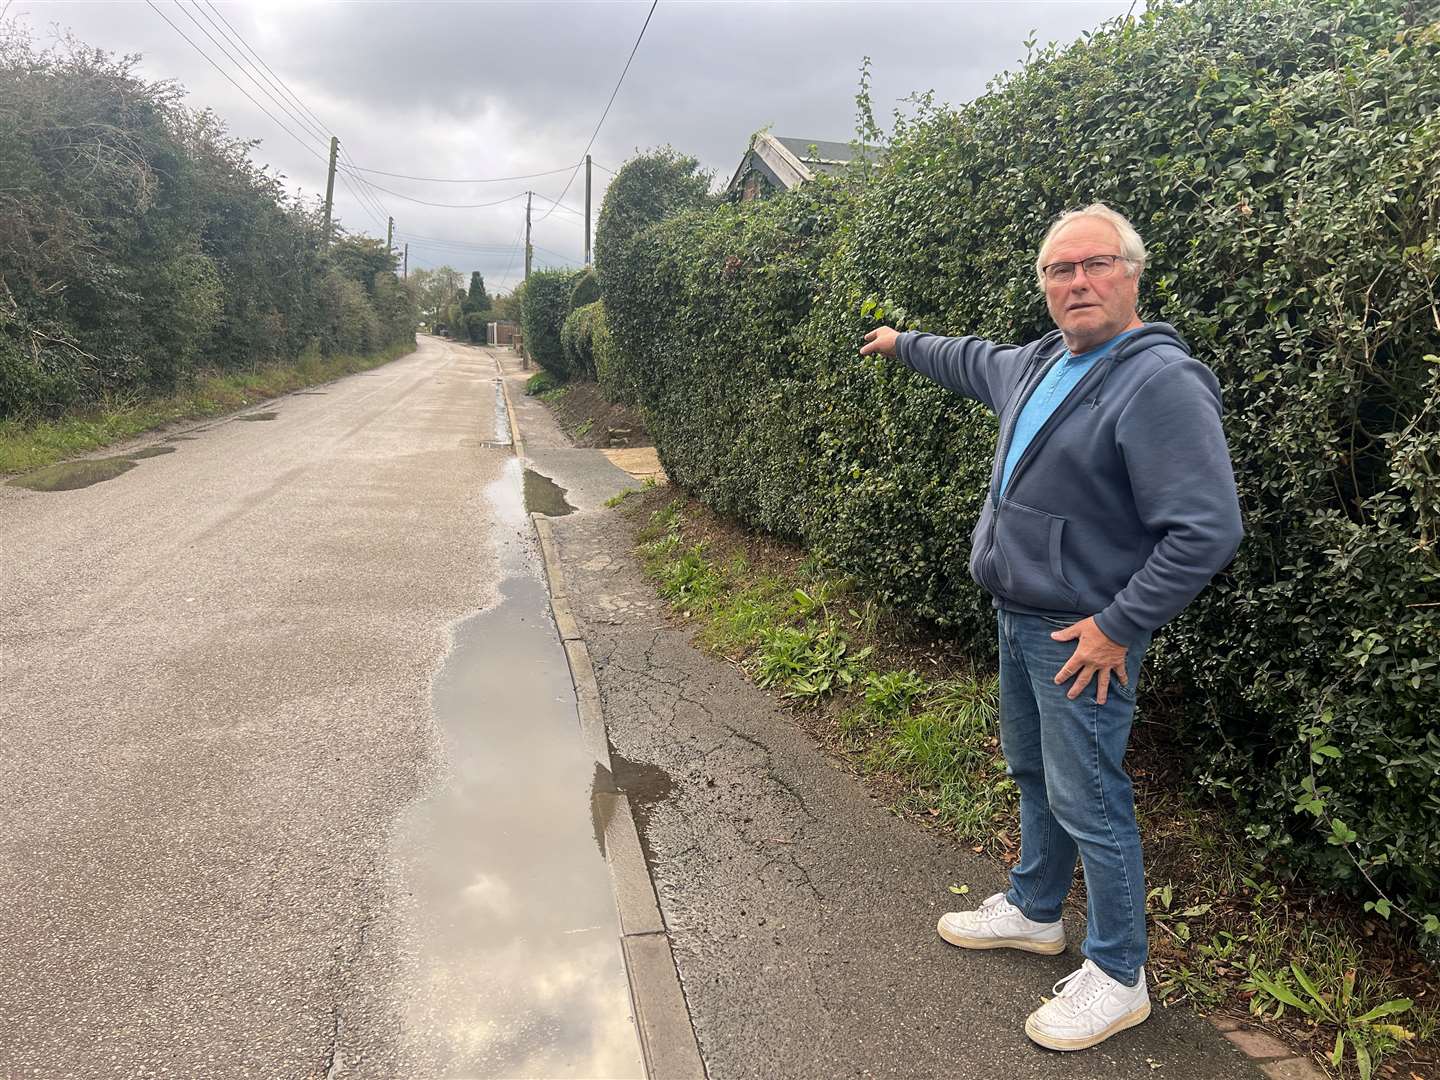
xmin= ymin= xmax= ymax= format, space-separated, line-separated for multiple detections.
xmin=1024 ymin=959 xmax=1151 ymax=1050
xmin=936 ymin=892 xmax=1066 ymax=954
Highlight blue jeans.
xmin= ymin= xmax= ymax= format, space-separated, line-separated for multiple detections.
xmin=997 ymin=609 xmax=1151 ymax=986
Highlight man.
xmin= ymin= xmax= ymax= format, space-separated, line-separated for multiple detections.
xmin=859 ymin=204 xmax=1242 ymax=1051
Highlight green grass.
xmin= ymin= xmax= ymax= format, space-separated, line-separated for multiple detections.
xmin=0 ymin=342 xmax=412 ymax=475
xmin=629 ymin=495 xmax=1440 ymax=1079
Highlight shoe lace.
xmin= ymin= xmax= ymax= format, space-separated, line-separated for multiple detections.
xmin=1049 ymin=962 xmax=1109 ymax=1014
xmin=975 ymin=893 xmax=1013 ymax=922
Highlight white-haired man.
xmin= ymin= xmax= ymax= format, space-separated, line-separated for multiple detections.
xmin=860 ymin=204 xmax=1242 ymax=1051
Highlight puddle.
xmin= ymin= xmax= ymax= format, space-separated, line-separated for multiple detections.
xmin=8 ymin=457 xmax=138 ymax=491
xmin=236 ymin=411 xmax=277 ymax=422
xmin=123 ymin=446 xmax=176 ymax=460
xmin=609 ymin=750 xmax=675 ymax=872
xmin=523 ymin=469 xmax=574 ymax=516
xmin=387 ymin=461 xmax=640 ymax=1078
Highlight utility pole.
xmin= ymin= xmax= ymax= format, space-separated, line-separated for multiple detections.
xmin=522 ymin=190 xmax=533 ymax=369
xmin=403 ymin=243 xmax=408 ymax=280
xmin=321 ymin=136 xmax=339 ymax=249
xmin=524 ymin=190 xmax=533 ymax=283
xmin=584 ymin=155 xmax=592 ymax=266
xmin=386 ymin=216 xmax=393 ymax=255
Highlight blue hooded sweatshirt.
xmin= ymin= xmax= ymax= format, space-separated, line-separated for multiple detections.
xmin=895 ymin=322 xmax=1243 ymax=645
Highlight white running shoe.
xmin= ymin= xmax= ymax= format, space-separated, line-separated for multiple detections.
xmin=936 ymin=892 xmax=1066 ymax=954
xmin=1024 ymin=959 xmax=1151 ymax=1050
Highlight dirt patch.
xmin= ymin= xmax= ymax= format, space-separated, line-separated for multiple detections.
xmin=541 ymin=381 xmax=652 ymax=448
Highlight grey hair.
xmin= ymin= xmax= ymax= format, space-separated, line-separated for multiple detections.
xmin=1035 ymin=203 xmax=1147 ymax=288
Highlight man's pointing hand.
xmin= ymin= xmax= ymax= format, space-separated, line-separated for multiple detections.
xmin=860 ymin=326 xmax=901 ymax=358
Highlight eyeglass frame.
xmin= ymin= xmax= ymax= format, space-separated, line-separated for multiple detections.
xmin=1039 ymin=253 xmax=1137 ymax=284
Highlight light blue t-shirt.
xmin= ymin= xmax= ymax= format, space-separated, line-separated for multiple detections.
xmin=999 ymin=328 xmax=1142 ymax=494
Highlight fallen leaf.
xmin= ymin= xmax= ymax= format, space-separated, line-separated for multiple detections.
xmin=948 ymin=884 xmax=970 ymax=895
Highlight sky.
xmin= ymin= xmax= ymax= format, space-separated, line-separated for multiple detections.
xmin=7 ymin=0 xmax=1134 ymax=292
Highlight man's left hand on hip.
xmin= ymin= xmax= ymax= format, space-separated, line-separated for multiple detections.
xmin=1050 ymin=616 xmax=1129 ymax=705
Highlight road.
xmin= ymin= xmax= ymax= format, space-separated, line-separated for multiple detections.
xmin=0 ymin=337 xmax=643 ymax=1078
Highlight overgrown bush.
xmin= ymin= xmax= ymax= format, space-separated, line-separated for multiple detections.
xmin=601 ymin=0 xmax=1440 ymax=931
xmin=591 ymin=301 xmax=624 ymax=403
xmin=519 ymin=268 xmax=580 ymax=378
xmin=561 ymin=301 xmax=602 ymax=380
xmin=569 ymin=268 xmax=600 ymax=311
xmin=0 ymin=26 xmax=415 ymax=418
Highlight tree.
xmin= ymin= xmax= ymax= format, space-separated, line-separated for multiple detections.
xmin=464 ymin=271 xmax=489 ymax=313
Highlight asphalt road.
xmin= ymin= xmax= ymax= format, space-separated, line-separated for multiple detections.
xmin=0 ymin=338 xmax=639 ymax=1078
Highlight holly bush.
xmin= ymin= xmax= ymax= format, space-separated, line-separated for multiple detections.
xmin=600 ymin=0 xmax=1440 ymax=930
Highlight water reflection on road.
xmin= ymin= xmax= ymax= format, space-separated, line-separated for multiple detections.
xmin=389 ymin=456 xmax=642 ymax=1078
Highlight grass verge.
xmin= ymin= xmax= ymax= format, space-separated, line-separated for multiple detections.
xmin=625 ymin=490 xmax=1438 ymax=1080
xmin=0 ymin=342 xmax=414 ymax=476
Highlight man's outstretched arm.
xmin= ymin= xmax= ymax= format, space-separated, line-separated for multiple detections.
xmin=860 ymin=327 xmax=1023 ymax=413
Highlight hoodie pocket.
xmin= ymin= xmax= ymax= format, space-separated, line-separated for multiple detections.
xmin=991 ymin=498 xmax=1082 ymax=611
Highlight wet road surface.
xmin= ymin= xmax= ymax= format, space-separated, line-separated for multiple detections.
xmin=0 ymin=337 xmax=641 ymax=1078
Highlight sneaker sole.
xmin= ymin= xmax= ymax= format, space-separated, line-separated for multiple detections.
xmin=1024 ymin=1002 xmax=1152 ymax=1051
xmin=936 ymin=917 xmax=1066 ymax=955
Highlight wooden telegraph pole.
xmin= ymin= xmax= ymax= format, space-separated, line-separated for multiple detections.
xmin=321 ymin=136 xmax=339 ymax=249
xmin=522 ymin=190 xmax=533 ymax=369
xmin=386 ymin=216 xmax=393 ymax=255
xmin=402 ymin=243 xmax=408 ymax=280
xmin=584 ymin=155 xmax=592 ymax=266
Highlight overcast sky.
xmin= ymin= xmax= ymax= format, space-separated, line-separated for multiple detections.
xmin=10 ymin=1 xmax=1132 ymax=290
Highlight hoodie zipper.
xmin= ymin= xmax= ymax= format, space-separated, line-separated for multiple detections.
xmin=976 ymin=328 xmax=1149 ymax=598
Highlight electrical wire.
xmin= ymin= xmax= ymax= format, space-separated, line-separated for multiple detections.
xmin=340 ymin=162 xmax=582 ymax=185
xmin=145 ymin=0 xmax=331 ymax=168
xmin=532 ymin=0 xmax=658 ymax=226
xmin=194 ymin=0 xmax=394 ymax=226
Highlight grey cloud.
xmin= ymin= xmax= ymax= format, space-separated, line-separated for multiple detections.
xmin=15 ymin=1 xmax=1131 ymax=284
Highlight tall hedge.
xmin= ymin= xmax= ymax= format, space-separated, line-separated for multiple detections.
xmin=0 ymin=28 xmax=415 ymax=418
xmin=600 ymin=0 xmax=1440 ymax=929
xmin=519 ymin=268 xmax=580 ymax=378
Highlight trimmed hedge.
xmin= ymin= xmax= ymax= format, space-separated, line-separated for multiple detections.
xmin=601 ymin=0 xmax=1440 ymax=929
xmin=519 ymin=268 xmax=580 ymax=378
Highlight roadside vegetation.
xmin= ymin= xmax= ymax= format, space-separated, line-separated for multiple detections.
xmin=0 ymin=23 xmax=417 ymax=460
xmin=591 ymin=0 xmax=1440 ymax=971
xmin=625 ymin=491 xmax=1437 ymax=1079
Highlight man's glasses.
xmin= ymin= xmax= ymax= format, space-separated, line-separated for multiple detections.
xmin=1041 ymin=254 xmax=1132 ymax=284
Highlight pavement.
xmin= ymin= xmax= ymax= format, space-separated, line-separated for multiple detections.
xmin=492 ymin=346 xmax=1267 ymax=1080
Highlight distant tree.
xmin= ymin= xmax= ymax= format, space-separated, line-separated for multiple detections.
xmin=328 ymin=235 xmax=396 ymax=294
xmin=465 ymin=271 xmax=489 ymax=313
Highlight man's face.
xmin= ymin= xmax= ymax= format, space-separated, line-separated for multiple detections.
xmin=1041 ymin=218 xmax=1141 ymax=353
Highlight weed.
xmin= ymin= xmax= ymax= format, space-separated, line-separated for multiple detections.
xmin=604 ymin=489 xmax=635 ymax=508
xmin=575 ymin=418 xmax=593 ymax=438
xmin=525 ymin=370 xmax=559 ymax=395
xmin=753 ymin=620 xmax=872 ymax=699
xmin=862 ymin=669 xmax=927 ymax=721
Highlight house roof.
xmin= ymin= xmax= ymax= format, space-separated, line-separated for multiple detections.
xmin=727 ymin=132 xmax=878 ymax=195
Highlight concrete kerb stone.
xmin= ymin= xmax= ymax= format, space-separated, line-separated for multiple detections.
xmin=507 ymin=382 xmax=706 ymax=1080
xmin=495 ymin=353 xmax=527 ymax=458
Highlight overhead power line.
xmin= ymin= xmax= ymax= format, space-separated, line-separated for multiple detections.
xmin=145 ymin=0 xmax=330 ymax=168
xmin=533 ymin=0 xmax=658 ymax=226
xmin=194 ymin=0 xmax=394 ymax=226
xmin=340 ymin=162 xmax=582 ymax=185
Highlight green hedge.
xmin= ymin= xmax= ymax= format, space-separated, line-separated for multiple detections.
xmin=561 ymin=300 xmax=602 ymax=381
xmin=519 ymin=268 xmax=580 ymax=378
xmin=0 ymin=31 xmax=414 ymax=417
xmin=600 ymin=0 xmax=1440 ymax=930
